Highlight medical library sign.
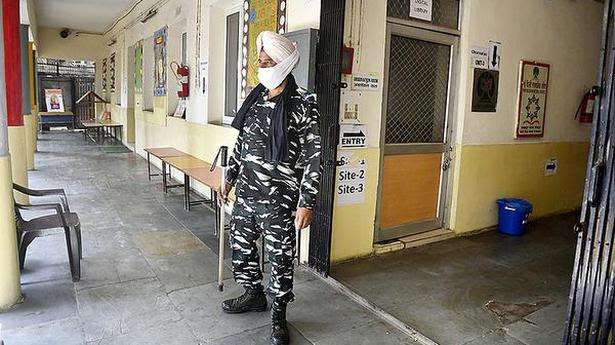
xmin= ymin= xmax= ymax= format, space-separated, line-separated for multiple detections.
xmin=516 ymin=60 xmax=550 ymax=138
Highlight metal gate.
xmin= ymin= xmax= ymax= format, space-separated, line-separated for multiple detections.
xmin=563 ymin=1 xmax=615 ymax=344
xmin=308 ymin=0 xmax=345 ymax=275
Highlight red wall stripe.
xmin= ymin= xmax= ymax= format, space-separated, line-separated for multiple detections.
xmin=3 ymin=0 xmax=22 ymax=127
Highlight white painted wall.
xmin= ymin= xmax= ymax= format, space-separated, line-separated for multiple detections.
xmin=456 ymin=0 xmax=602 ymax=145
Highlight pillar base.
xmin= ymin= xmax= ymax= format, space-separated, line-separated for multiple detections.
xmin=8 ymin=125 xmax=28 ymax=204
xmin=0 ymin=155 xmax=22 ymax=311
xmin=24 ymin=114 xmax=35 ymax=170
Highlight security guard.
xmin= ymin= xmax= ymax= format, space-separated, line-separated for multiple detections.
xmin=216 ymin=31 xmax=321 ymax=345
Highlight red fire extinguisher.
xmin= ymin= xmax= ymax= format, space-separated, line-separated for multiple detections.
xmin=575 ymin=86 xmax=600 ymax=123
xmin=171 ymin=61 xmax=189 ymax=98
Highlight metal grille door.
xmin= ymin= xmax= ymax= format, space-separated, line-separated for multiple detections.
xmin=377 ymin=24 xmax=456 ymax=242
xmin=563 ymin=1 xmax=615 ymax=344
xmin=386 ymin=36 xmax=450 ymax=144
xmin=308 ymin=0 xmax=345 ymax=275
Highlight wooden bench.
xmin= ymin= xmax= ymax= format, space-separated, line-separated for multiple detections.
xmin=82 ymin=120 xmax=123 ymax=144
xmin=144 ymin=147 xmax=188 ymax=181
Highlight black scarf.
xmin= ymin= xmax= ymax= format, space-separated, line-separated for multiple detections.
xmin=231 ymin=74 xmax=298 ymax=163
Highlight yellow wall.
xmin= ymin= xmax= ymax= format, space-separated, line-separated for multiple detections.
xmin=329 ymin=0 xmax=387 ymax=263
xmin=8 ymin=126 xmax=28 ymax=204
xmin=450 ymin=142 xmax=589 ymax=233
xmin=37 ymin=26 xmax=103 ymax=60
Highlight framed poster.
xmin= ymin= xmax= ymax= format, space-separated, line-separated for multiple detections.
xmin=135 ymin=40 xmax=144 ymax=94
xmin=154 ymin=26 xmax=168 ymax=96
xmin=101 ymin=58 xmax=107 ymax=91
xmin=45 ymin=89 xmax=65 ymax=112
xmin=240 ymin=0 xmax=287 ymax=98
xmin=471 ymin=68 xmax=499 ymax=112
xmin=516 ymin=60 xmax=550 ymax=138
xmin=109 ymin=53 xmax=116 ymax=91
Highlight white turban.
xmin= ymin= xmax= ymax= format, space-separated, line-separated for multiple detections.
xmin=256 ymin=31 xmax=296 ymax=63
xmin=255 ymin=31 xmax=300 ymax=90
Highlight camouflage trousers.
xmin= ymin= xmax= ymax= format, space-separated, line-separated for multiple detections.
xmin=229 ymin=197 xmax=297 ymax=304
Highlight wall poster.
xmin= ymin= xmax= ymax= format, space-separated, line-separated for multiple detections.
xmin=101 ymin=58 xmax=107 ymax=91
xmin=109 ymin=53 xmax=116 ymax=92
xmin=154 ymin=26 xmax=168 ymax=97
xmin=134 ymin=40 xmax=144 ymax=94
xmin=240 ymin=0 xmax=287 ymax=98
xmin=44 ymin=89 xmax=65 ymax=112
xmin=516 ymin=60 xmax=550 ymax=138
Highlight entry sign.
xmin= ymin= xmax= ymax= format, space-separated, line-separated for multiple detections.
xmin=409 ymin=0 xmax=433 ymax=22
xmin=340 ymin=124 xmax=367 ymax=149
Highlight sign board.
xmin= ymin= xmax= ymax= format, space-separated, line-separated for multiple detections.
xmin=471 ymin=46 xmax=489 ymax=69
xmin=173 ymin=99 xmax=187 ymax=118
xmin=44 ymin=89 xmax=65 ymax=112
xmin=516 ymin=60 xmax=550 ymax=138
xmin=351 ymin=75 xmax=380 ymax=91
xmin=409 ymin=0 xmax=433 ymax=22
xmin=337 ymin=152 xmax=367 ymax=206
xmin=471 ymin=69 xmax=499 ymax=112
xmin=200 ymin=60 xmax=208 ymax=95
xmin=340 ymin=124 xmax=367 ymax=148
xmin=488 ymin=41 xmax=502 ymax=71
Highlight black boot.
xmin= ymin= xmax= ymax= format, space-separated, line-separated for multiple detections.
xmin=221 ymin=286 xmax=267 ymax=314
xmin=270 ymin=299 xmax=289 ymax=345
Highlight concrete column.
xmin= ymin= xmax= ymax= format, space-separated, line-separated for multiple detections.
xmin=0 ymin=1 xmax=23 ymax=311
xmin=3 ymin=0 xmax=28 ymax=204
xmin=21 ymin=25 xmax=34 ymax=170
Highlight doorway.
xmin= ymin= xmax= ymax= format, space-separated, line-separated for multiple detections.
xmin=376 ymin=24 xmax=457 ymax=242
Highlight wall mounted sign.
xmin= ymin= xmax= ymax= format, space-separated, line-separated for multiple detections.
xmin=471 ymin=46 xmax=489 ymax=69
xmin=101 ymin=58 xmax=107 ymax=91
xmin=200 ymin=59 xmax=208 ymax=95
xmin=516 ymin=60 xmax=550 ymax=138
xmin=241 ymin=0 xmax=287 ymax=98
xmin=109 ymin=53 xmax=116 ymax=92
xmin=340 ymin=123 xmax=368 ymax=149
xmin=336 ymin=151 xmax=367 ymax=206
xmin=134 ymin=40 xmax=143 ymax=94
xmin=488 ymin=40 xmax=502 ymax=71
xmin=351 ymin=74 xmax=380 ymax=91
xmin=409 ymin=0 xmax=433 ymax=22
xmin=471 ymin=68 xmax=499 ymax=112
xmin=154 ymin=26 xmax=168 ymax=97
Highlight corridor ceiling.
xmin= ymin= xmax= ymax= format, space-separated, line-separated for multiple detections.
xmin=34 ymin=0 xmax=136 ymax=33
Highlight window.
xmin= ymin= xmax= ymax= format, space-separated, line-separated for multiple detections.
xmin=223 ymin=11 xmax=241 ymax=124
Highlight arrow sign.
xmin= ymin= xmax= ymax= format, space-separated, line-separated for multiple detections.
xmin=340 ymin=124 xmax=368 ymax=149
xmin=488 ymin=41 xmax=501 ymax=71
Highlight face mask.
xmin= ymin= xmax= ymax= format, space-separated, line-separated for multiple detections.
xmin=257 ymin=49 xmax=300 ymax=90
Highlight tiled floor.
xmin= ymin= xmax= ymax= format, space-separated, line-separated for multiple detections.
xmin=331 ymin=212 xmax=577 ymax=345
xmin=0 ymin=132 xmax=421 ymax=345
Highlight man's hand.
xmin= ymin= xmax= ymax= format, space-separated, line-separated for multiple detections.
xmin=295 ymin=208 xmax=314 ymax=231
xmin=216 ymin=182 xmax=232 ymax=206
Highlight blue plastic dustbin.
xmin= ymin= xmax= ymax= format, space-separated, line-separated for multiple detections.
xmin=496 ymin=198 xmax=533 ymax=236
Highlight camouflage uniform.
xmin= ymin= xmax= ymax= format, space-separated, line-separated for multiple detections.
xmin=226 ymin=88 xmax=321 ymax=304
